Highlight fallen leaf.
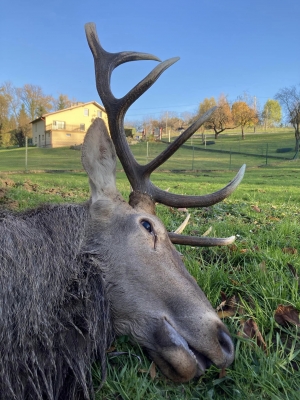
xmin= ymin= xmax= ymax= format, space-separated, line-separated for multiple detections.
xmin=282 ymin=248 xmax=298 ymax=255
xmin=106 ymin=346 xmax=116 ymax=353
xmin=287 ymin=263 xmax=298 ymax=279
xmin=178 ymin=207 xmax=188 ymax=212
xmin=217 ymin=294 xmax=238 ymax=318
xmin=239 ymin=318 xmax=267 ymax=352
xmin=149 ymin=362 xmax=156 ymax=380
xmin=274 ymin=305 xmax=300 ymax=327
xmin=219 ymin=367 xmax=227 ymax=378
xmin=268 ymin=217 xmax=280 ymax=221
xmin=228 ymin=244 xmax=238 ymax=252
xmin=251 ymin=205 xmax=261 ymax=213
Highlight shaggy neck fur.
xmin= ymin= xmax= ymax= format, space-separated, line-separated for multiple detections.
xmin=0 ymin=204 xmax=114 ymax=400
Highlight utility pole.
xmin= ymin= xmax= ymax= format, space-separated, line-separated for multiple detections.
xmin=166 ymin=111 xmax=169 ymax=142
xmin=253 ymin=96 xmax=257 ymax=133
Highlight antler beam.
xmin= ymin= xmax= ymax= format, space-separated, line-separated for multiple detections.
xmin=85 ymin=22 xmax=245 ymax=247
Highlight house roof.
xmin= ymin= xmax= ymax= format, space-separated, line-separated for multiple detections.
xmin=31 ymin=101 xmax=106 ymax=124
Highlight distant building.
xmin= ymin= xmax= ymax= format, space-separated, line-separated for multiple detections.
xmin=31 ymin=101 xmax=107 ymax=148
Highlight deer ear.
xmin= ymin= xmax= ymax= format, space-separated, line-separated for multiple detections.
xmin=82 ymin=118 xmax=117 ymax=203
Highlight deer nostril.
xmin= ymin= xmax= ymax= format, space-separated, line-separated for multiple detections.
xmin=218 ymin=329 xmax=234 ymax=364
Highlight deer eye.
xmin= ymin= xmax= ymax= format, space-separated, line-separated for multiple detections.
xmin=141 ymin=220 xmax=153 ymax=233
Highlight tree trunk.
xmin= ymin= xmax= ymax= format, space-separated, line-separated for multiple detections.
xmin=241 ymin=126 xmax=245 ymax=140
xmin=295 ymin=127 xmax=300 ymax=153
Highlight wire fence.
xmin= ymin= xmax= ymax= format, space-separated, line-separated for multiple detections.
xmin=0 ymin=131 xmax=298 ymax=173
xmin=130 ymin=133 xmax=298 ymax=171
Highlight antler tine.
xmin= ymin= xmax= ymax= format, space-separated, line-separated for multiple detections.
xmin=85 ymin=23 xmax=245 ymax=214
xmin=142 ymin=107 xmax=217 ymax=175
xmin=168 ymin=233 xmax=236 ymax=247
xmin=150 ymin=164 xmax=246 ymax=208
xmin=85 ymin=22 xmax=181 ymax=191
xmin=85 ymin=23 xmax=162 ymax=107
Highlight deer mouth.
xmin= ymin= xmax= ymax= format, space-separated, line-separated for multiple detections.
xmin=188 ymin=345 xmax=212 ymax=376
xmin=146 ymin=319 xmax=212 ymax=382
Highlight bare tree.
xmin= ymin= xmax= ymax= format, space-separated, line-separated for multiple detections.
xmin=18 ymin=84 xmax=54 ymax=121
xmin=0 ymin=81 xmax=21 ymax=121
xmin=275 ymin=85 xmax=300 ymax=152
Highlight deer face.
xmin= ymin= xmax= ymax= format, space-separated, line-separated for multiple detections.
xmin=83 ymin=25 xmax=245 ymax=381
xmin=82 ymin=119 xmax=234 ymax=382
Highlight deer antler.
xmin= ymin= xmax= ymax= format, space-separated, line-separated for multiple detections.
xmin=85 ymin=23 xmax=245 ymax=247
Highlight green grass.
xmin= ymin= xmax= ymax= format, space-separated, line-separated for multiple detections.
xmin=0 ymin=129 xmax=297 ymax=173
xmin=0 ymin=143 xmax=299 ymax=400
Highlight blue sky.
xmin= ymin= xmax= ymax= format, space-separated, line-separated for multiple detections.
xmin=1 ymin=0 xmax=299 ymax=122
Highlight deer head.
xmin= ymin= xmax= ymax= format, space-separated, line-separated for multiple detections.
xmin=83 ymin=23 xmax=245 ymax=382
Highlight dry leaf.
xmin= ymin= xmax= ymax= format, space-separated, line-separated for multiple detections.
xmin=218 ymin=367 xmax=227 ymax=378
xmin=217 ymin=294 xmax=238 ymax=318
xmin=177 ymin=207 xmax=188 ymax=212
xmin=282 ymin=248 xmax=298 ymax=255
xmin=239 ymin=318 xmax=267 ymax=352
xmin=268 ymin=217 xmax=280 ymax=221
xmin=228 ymin=244 xmax=238 ymax=252
xmin=149 ymin=362 xmax=156 ymax=380
xmin=251 ymin=205 xmax=261 ymax=213
xmin=106 ymin=346 xmax=116 ymax=353
xmin=287 ymin=263 xmax=298 ymax=279
xmin=274 ymin=305 xmax=300 ymax=327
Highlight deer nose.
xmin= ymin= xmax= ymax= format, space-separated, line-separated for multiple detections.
xmin=218 ymin=328 xmax=235 ymax=366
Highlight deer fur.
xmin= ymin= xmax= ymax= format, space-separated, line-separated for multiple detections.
xmin=0 ymin=119 xmax=234 ymax=399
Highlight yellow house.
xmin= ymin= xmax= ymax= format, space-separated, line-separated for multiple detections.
xmin=31 ymin=101 xmax=107 ymax=148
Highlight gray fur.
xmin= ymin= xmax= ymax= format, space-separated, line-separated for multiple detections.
xmin=0 ymin=119 xmax=234 ymax=399
xmin=0 ymin=204 xmax=113 ymax=399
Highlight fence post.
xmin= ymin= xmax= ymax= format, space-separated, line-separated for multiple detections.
xmin=265 ymin=143 xmax=268 ymax=165
xmin=146 ymin=141 xmax=149 ymax=162
xmin=192 ymin=146 xmax=194 ymax=170
xmin=25 ymin=136 xmax=28 ymax=172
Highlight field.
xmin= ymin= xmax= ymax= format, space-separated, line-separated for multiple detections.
xmin=0 ymin=131 xmax=299 ymax=399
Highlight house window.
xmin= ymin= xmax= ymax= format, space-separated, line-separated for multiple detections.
xmin=53 ymin=120 xmax=65 ymax=129
xmin=80 ymin=124 xmax=85 ymax=131
xmin=84 ymin=108 xmax=89 ymax=116
xmin=97 ymin=110 xmax=102 ymax=118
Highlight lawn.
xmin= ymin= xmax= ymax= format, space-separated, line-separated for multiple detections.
xmin=0 ymin=129 xmax=297 ymax=173
xmin=0 ymin=141 xmax=299 ymax=399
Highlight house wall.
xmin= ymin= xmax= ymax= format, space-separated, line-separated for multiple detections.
xmin=32 ymin=120 xmax=47 ymax=147
xmin=50 ymin=131 xmax=86 ymax=147
xmin=32 ymin=103 xmax=108 ymax=148
xmin=46 ymin=103 xmax=108 ymax=131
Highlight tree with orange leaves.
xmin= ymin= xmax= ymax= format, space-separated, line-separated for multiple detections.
xmin=232 ymin=101 xmax=258 ymax=139
xmin=209 ymin=95 xmax=235 ymax=139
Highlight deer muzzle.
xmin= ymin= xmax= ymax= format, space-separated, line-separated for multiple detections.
xmin=147 ymin=318 xmax=234 ymax=382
